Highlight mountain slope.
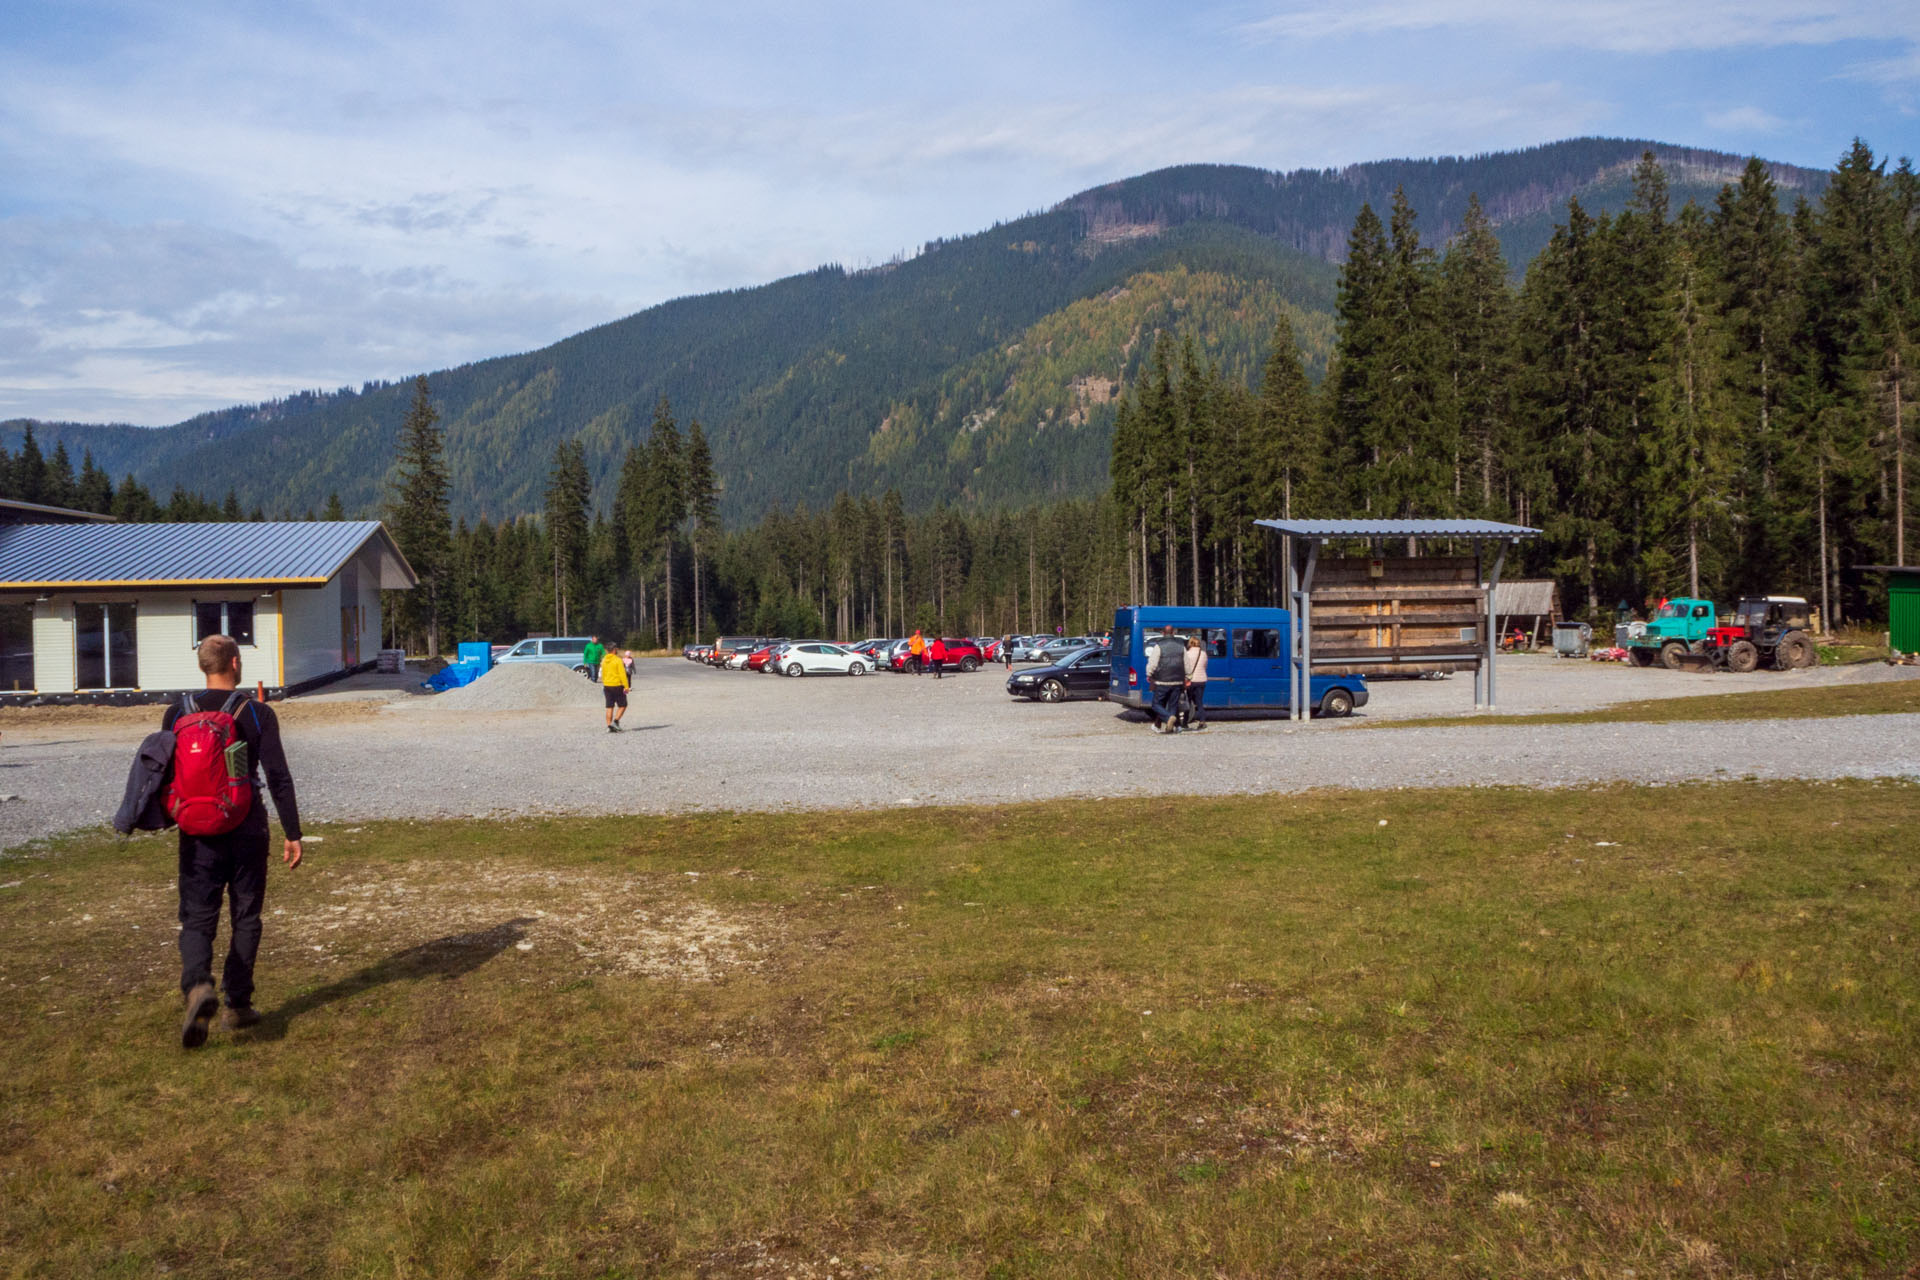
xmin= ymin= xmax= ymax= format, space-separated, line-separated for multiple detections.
xmin=4 ymin=137 xmax=1825 ymax=523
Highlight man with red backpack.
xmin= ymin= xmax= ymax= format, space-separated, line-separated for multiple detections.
xmin=162 ymin=634 xmax=303 ymax=1048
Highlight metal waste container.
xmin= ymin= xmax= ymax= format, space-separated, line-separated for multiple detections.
xmin=1552 ymin=621 xmax=1593 ymax=658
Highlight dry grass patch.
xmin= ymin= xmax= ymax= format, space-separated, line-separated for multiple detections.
xmin=2 ymin=782 xmax=1917 ymax=1278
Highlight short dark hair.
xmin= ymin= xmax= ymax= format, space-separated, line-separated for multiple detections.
xmin=197 ymin=634 xmax=241 ymax=675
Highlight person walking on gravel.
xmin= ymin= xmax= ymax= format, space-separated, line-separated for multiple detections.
xmin=582 ymin=635 xmax=606 ymax=683
xmin=1146 ymin=626 xmax=1186 ymax=734
xmin=927 ymin=635 xmax=946 ymax=679
xmin=601 ymin=645 xmax=630 ymax=732
xmin=166 ymin=635 xmax=302 ymax=1048
xmin=1178 ymin=634 xmax=1209 ymax=731
xmin=909 ymin=630 xmax=926 ymax=675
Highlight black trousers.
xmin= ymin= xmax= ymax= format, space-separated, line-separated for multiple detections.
xmin=178 ymin=818 xmax=270 ymax=1008
xmin=1180 ymin=681 xmax=1207 ymax=725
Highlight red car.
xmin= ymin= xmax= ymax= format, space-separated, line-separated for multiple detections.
xmin=744 ymin=642 xmax=784 ymax=671
xmin=892 ymin=638 xmax=983 ymax=672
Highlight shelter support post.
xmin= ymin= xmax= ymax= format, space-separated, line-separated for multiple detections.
xmin=1485 ymin=539 xmax=1509 ymax=710
xmin=1294 ymin=541 xmax=1319 ymax=722
xmin=1473 ymin=547 xmax=1485 ymax=708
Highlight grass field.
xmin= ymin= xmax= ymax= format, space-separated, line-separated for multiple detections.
xmin=3 ymin=782 xmax=1917 ymax=1278
xmin=1365 ymin=673 xmax=1920 ymax=729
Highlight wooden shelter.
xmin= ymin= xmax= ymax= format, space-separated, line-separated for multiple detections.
xmin=1255 ymin=518 xmax=1543 ymax=720
xmin=1492 ymin=579 xmax=1562 ymax=648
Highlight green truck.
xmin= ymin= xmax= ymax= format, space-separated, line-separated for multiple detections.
xmin=1617 ymin=596 xmax=1818 ymax=671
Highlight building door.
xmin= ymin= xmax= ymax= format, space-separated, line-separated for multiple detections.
xmin=341 ymin=606 xmax=360 ymax=667
xmin=75 ymin=602 xmax=138 ymax=690
xmin=0 ymin=603 xmax=32 ymax=693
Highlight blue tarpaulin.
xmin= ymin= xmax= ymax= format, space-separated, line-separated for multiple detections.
xmin=424 ymin=661 xmax=485 ymax=692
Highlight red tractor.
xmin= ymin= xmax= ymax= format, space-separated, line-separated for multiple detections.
xmin=1696 ymin=596 xmax=1819 ymax=672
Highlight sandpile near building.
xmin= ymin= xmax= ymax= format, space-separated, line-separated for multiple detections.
xmin=425 ymin=661 xmax=603 ymax=711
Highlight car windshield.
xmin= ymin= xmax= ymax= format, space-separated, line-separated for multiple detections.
xmin=1656 ymin=602 xmax=1684 ymax=618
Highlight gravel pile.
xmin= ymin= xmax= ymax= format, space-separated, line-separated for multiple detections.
xmin=423 ymin=662 xmax=602 ymax=712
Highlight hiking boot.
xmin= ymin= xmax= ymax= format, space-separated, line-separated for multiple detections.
xmin=221 ymin=1005 xmax=261 ymax=1032
xmin=181 ymin=983 xmax=217 ymax=1049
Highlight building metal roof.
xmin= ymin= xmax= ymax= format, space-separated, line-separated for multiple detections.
xmin=1854 ymin=565 xmax=1920 ymax=574
xmin=0 ymin=497 xmax=116 ymax=525
xmin=1255 ymin=518 xmax=1542 ymax=539
xmin=0 ymin=520 xmax=417 ymax=590
xmin=1492 ymin=579 xmax=1559 ymax=615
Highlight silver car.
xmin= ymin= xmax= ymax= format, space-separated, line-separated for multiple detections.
xmin=495 ymin=636 xmax=597 ymax=677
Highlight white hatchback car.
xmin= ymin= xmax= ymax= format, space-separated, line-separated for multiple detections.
xmin=778 ymin=642 xmax=869 ymax=677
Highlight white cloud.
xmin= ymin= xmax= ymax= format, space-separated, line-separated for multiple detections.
xmin=1705 ymin=106 xmax=1788 ymax=133
xmin=1240 ymin=0 xmax=1918 ymax=54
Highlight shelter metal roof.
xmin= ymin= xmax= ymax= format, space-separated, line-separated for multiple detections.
xmin=0 ymin=520 xmax=417 ymax=590
xmin=1854 ymin=565 xmax=1920 ymax=573
xmin=1492 ymin=579 xmax=1558 ymax=615
xmin=1255 ymin=518 xmax=1542 ymax=539
xmin=0 ymin=496 xmax=115 ymax=524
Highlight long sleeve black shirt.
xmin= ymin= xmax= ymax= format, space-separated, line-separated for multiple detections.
xmin=161 ymin=691 xmax=302 ymax=841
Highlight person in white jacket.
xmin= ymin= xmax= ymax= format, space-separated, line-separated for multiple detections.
xmin=1178 ymin=635 xmax=1209 ymax=730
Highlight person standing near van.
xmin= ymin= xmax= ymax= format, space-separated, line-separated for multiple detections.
xmin=601 ymin=645 xmax=630 ymax=732
xmin=583 ymin=635 xmax=606 ymax=683
xmin=1179 ymin=634 xmax=1209 ymax=731
xmin=909 ymin=630 xmax=926 ymax=675
xmin=164 ymin=635 xmax=302 ymax=1048
xmin=928 ymin=636 xmax=946 ymax=679
xmin=1146 ymin=625 xmax=1186 ymax=733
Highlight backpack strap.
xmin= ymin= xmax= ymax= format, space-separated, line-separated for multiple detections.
xmin=179 ymin=692 xmax=199 ymax=720
xmin=219 ymin=690 xmax=251 ymax=718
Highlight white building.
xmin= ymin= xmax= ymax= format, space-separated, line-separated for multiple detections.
xmin=0 ymin=519 xmax=416 ymax=699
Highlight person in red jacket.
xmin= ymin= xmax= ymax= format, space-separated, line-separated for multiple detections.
xmin=927 ymin=636 xmax=947 ymax=679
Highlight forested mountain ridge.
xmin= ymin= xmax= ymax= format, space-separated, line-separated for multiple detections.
xmin=5 ymin=137 xmax=1825 ymax=524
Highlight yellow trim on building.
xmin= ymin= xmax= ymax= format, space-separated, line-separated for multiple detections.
xmin=276 ymin=589 xmax=286 ymax=686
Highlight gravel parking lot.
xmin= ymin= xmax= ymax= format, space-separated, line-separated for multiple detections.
xmin=2 ymin=654 xmax=1917 ymax=851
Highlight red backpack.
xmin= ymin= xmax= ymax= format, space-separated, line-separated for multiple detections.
xmin=166 ymin=691 xmax=254 ymax=837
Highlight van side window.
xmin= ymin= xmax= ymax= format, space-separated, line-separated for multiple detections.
xmin=545 ymin=639 xmax=587 ymax=656
xmin=1234 ymin=629 xmax=1279 ymax=659
xmin=1206 ymin=628 xmax=1228 ymax=658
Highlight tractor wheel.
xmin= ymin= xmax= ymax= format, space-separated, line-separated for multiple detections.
xmin=1779 ymin=632 xmax=1818 ymax=669
xmin=1659 ymin=641 xmax=1688 ymax=671
xmin=1628 ymin=648 xmax=1655 ymax=667
xmin=1725 ymin=639 xmax=1759 ymax=673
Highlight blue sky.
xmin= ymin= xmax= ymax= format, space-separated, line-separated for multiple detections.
xmin=2 ymin=0 xmax=1915 ymax=425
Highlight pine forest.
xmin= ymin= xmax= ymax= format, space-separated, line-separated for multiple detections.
xmin=1 ymin=143 xmax=1913 ymax=649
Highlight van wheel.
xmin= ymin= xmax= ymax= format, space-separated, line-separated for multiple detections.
xmin=573 ymin=664 xmax=592 ymax=678
xmin=1319 ymin=688 xmax=1354 ymax=718
xmin=1040 ymin=678 xmax=1066 ymax=703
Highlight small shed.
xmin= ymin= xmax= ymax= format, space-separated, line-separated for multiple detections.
xmin=1492 ymin=579 xmax=1562 ymax=647
xmin=0 ymin=521 xmax=416 ymax=700
xmin=1855 ymin=565 xmax=1920 ymax=655
xmin=1255 ymin=518 xmax=1543 ymax=719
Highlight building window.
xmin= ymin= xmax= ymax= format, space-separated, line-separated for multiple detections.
xmin=194 ymin=601 xmax=255 ymax=647
xmin=76 ymin=602 xmax=139 ymax=690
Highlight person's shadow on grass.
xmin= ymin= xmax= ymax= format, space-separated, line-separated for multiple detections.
xmin=250 ymin=916 xmax=537 ymax=1041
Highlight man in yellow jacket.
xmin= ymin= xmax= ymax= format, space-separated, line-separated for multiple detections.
xmin=601 ymin=646 xmax=630 ymax=733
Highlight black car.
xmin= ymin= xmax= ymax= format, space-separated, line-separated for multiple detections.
xmin=1006 ymin=645 xmax=1110 ymax=702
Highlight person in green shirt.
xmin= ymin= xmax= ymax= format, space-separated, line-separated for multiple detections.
xmin=582 ymin=635 xmax=606 ymax=682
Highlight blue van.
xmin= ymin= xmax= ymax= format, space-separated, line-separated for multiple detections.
xmin=1107 ymin=606 xmax=1369 ymax=718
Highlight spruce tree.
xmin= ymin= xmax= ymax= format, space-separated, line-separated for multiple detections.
xmin=322 ymin=492 xmax=346 ymax=521
xmin=14 ymin=425 xmax=45 ymax=504
xmin=1374 ymin=186 xmax=1450 ymax=524
xmin=386 ymin=375 xmax=452 ymax=655
xmin=1252 ymin=315 xmax=1322 ymax=585
xmin=75 ymin=450 xmax=114 ymax=514
xmin=545 ymin=439 xmax=591 ymax=634
xmin=1329 ymin=203 xmax=1391 ymax=512
xmin=683 ymin=420 xmax=720 ymax=641
xmin=1709 ymin=158 xmax=1797 ymax=586
xmin=1438 ymin=193 xmax=1515 ymax=514
xmin=45 ymin=443 xmax=78 ymax=510
xmin=1646 ymin=204 xmax=1739 ymax=597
